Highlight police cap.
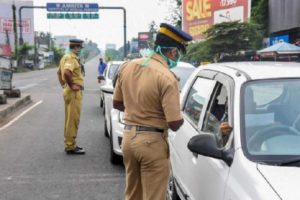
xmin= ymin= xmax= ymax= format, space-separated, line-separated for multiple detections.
xmin=159 ymin=23 xmax=192 ymax=43
xmin=69 ymin=39 xmax=84 ymax=47
xmin=155 ymin=23 xmax=192 ymax=54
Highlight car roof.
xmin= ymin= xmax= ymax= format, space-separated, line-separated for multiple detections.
xmin=108 ymin=61 xmax=125 ymax=65
xmin=177 ymin=61 xmax=195 ymax=68
xmin=200 ymin=61 xmax=300 ymax=80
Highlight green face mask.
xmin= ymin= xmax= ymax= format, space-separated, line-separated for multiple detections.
xmin=155 ymin=46 xmax=181 ymax=69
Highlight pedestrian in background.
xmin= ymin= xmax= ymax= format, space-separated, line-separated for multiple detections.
xmin=57 ymin=39 xmax=85 ymax=155
xmin=113 ymin=23 xmax=192 ymax=200
xmin=97 ymin=58 xmax=107 ymax=83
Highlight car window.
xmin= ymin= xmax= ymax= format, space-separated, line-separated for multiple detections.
xmin=242 ymin=79 xmax=300 ymax=159
xmin=108 ymin=64 xmax=120 ymax=79
xmin=251 ymin=84 xmax=283 ymax=106
xmin=202 ymin=84 xmax=229 ymax=147
xmin=171 ymin=67 xmax=195 ymax=90
xmin=183 ymin=77 xmax=216 ymax=127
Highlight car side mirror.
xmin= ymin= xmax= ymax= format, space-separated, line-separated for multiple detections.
xmin=187 ymin=134 xmax=233 ymax=166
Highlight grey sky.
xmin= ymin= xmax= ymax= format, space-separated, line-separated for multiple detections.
xmin=31 ymin=0 xmax=171 ymax=50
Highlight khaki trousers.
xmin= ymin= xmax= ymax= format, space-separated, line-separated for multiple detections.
xmin=63 ymin=88 xmax=82 ymax=150
xmin=122 ymin=127 xmax=170 ymax=200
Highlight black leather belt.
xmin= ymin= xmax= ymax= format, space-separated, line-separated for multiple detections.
xmin=124 ymin=125 xmax=164 ymax=133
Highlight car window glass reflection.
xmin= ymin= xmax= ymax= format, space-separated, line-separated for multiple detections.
xmin=184 ymin=77 xmax=216 ymax=126
xmin=108 ymin=64 xmax=120 ymax=79
xmin=244 ymin=79 xmax=300 ymax=156
xmin=202 ymin=84 xmax=230 ymax=147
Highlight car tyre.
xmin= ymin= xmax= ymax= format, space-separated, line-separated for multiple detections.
xmin=102 ymin=100 xmax=105 ymax=115
xmin=109 ymin=129 xmax=123 ymax=165
xmin=100 ymin=97 xmax=103 ymax=108
xmin=166 ymin=170 xmax=180 ymax=200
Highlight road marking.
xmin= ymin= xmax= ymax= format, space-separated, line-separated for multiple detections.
xmin=18 ymin=83 xmax=38 ymax=90
xmin=0 ymin=100 xmax=43 ymax=131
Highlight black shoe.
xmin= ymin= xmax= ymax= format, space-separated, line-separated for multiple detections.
xmin=76 ymin=146 xmax=83 ymax=150
xmin=65 ymin=146 xmax=85 ymax=155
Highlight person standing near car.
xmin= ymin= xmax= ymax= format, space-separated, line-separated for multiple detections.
xmin=57 ymin=39 xmax=85 ymax=155
xmin=113 ymin=23 xmax=192 ymax=200
xmin=97 ymin=58 xmax=107 ymax=83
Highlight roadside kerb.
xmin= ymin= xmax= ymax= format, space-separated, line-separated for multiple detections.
xmin=0 ymin=94 xmax=32 ymax=123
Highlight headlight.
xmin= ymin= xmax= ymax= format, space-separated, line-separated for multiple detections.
xmin=118 ymin=111 xmax=125 ymax=124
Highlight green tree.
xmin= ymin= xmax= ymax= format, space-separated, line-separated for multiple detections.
xmin=182 ymin=40 xmax=212 ymax=64
xmin=18 ymin=43 xmax=34 ymax=66
xmin=183 ymin=21 xmax=262 ymax=63
xmin=105 ymin=49 xmax=121 ymax=61
xmin=204 ymin=21 xmax=261 ymax=62
xmin=159 ymin=0 xmax=182 ymax=28
xmin=250 ymin=0 xmax=268 ymax=48
xmin=50 ymin=46 xmax=65 ymax=64
xmin=148 ymin=21 xmax=158 ymax=49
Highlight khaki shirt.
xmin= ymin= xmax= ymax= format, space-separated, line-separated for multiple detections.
xmin=58 ymin=52 xmax=84 ymax=87
xmin=113 ymin=53 xmax=182 ymax=129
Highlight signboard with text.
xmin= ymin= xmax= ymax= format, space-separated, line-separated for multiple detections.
xmin=0 ymin=18 xmax=32 ymax=34
xmin=269 ymin=35 xmax=289 ymax=46
xmin=138 ymin=32 xmax=150 ymax=49
xmin=47 ymin=13 xmax=99 ymax=19
xmin=182 ymin=0 xmax=251 ymax=40
xmin=46 ymin=3 xmax=99 ymax=12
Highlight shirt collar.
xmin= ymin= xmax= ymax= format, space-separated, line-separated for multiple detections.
xmin=151 ymin=53 xmax=169 ymax=69
xmin=70 ymin=51 xmax=78 ymax=58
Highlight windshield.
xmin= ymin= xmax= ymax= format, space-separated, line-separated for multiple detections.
xmin=242 ymin=79 xmax=300 ymax=163
xmin=171 ymin=66 xmax=195 ymax=89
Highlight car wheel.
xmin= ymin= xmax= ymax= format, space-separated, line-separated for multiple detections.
xmin=102 ymin=101 xmax=105 ymax=115
xmin=109 ymin=130 xmax=123 ymax=165
xmin=100 ymin=97 xmax=103 ymax=108
xmin=104 ymin=117 xmax=109 ymax=138
xmin=166 ymin=170 xmax=180 ymax=200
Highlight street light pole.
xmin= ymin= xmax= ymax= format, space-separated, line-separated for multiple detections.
xmin=98 ymin=6 xmax=127 ymax=58
xmin=19 ymin=6 xmax=46 ymax=45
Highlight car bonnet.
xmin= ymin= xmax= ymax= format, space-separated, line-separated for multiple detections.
xmin=257 ymin=163 xmax=300 ymax=199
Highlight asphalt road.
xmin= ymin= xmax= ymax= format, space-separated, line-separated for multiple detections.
xmin=0 ymin=57 xmax=125 ymax=200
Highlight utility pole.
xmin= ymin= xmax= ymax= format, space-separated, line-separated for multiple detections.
xmin=12 ymin=4 xmax=18 ymax=62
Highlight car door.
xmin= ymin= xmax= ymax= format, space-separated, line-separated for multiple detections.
xmin=187 ymin=73 xmax=234 ymax=200
xmin=169 ymin=74 xmax=217 ymax=199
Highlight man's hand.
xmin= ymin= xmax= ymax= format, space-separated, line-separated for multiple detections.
xmin=71 ymin=84 xmax=81 ymax=91
xmin=220 ymin=122 xmax=233 ymax=136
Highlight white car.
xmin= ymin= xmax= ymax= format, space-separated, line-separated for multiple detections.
xmin=104 ymin=62 xmax=196 ymax=164
xmin=167 ymin=62 xmax=300 ymax=200
xmin=99 ymin=61 xmax=124 ymax=110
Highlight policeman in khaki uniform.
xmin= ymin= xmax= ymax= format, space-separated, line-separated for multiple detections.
xmin=113 ymin=23 xmax=192 ymax=200
xmin=57 ymin=39 xmax=85 ymax=155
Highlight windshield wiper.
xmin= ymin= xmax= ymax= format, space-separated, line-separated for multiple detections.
xmin=277 ymin=157 xmax=300 ymax=166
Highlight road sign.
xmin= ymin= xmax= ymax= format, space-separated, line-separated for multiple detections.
xmin=46 ymin=3 xmax=99 ymax=12
xmin=47 ymin=13 xmax=99 ymax=19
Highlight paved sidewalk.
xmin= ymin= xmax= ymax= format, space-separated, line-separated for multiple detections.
xmin=0 ymin=94 xmax=32 ymax=123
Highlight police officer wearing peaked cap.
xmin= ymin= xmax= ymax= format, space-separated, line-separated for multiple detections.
xmin=57 ymin=38 xmax=86 ymax=155
xmin=113 ymin=23 xmax=192 ymax=200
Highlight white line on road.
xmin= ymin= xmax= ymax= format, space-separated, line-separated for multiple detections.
xmin=17 ymin=83 xmax=38 ymax=90
xmin=0 ymin=100 xmax=43 ymax=131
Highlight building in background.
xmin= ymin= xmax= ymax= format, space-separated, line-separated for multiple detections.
xmin=268 ymin=0 xmax=300 ymax=46
xmin=54 ymin=35 xmax=76 ymax=50
xmin=0 ymin=0 xmax=34 ymax=53
xmin=105 ymin=43 xmax=116 ymax=50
